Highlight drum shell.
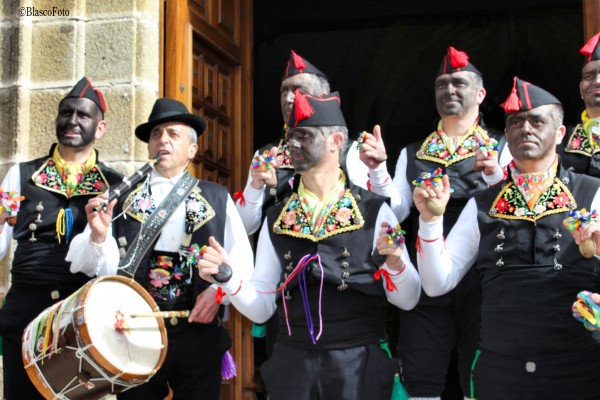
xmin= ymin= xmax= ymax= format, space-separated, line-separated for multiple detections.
xmin=22 ymin=275 xmax=168 ymax=400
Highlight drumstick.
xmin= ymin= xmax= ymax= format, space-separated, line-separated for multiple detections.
xmin=130 ymin=310 xmax=190 ymax=319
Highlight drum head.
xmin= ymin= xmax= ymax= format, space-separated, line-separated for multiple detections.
xmin=84 ymin=278 xmax=164 ymax=375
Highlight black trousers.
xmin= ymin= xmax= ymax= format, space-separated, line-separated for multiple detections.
xmin=398 ymin=266 xmax=481 ymax=397
xmin=473 ymin=348 xmax=600 ymax=400
xmin=0 ymin=282 xmax=83 ymax=400
xmin=261 ymin=342 xmax=398 ymax=400
xmin=118 ymin=321 xmax=231 ymax=400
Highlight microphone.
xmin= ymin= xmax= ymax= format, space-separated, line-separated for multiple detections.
xmin=94 ymin=155 xmax=161 ymax=212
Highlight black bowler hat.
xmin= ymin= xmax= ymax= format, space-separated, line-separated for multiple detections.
xmin=59 ymin=77 xmax=106 ymax=114
xmin=501 ymin=77 xmax=561 ymax=113
xmin=287 ymin=89 xmax=346 ymax=128
xmin=436 ymin=46 xmax=482 ymax=78
xmin=135 ymin=98 xmax=207 ymax=143
xmin=580 ymin=32 xmax=600 ymax=63
xmin=282 ymin=50 xmax=328 ymax=81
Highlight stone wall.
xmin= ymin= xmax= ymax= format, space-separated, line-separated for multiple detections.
xmin=0 ymin=0 xmax=160 ymax=396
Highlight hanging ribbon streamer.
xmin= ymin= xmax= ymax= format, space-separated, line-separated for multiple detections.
xmin=56 ymin=208 xmax=74 ymax=244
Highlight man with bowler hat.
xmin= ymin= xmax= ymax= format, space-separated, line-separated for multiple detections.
xmin=69 ymin=97 xmax=253 ymax=399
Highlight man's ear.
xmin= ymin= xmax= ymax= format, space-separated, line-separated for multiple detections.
xmin=94 ymin=120 xmax=107 ymax=140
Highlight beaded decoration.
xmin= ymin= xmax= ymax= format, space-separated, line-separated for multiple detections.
xmin=251 ymin=150 xmax=276 ymax=171
xmin=572 ymin=290 xmax=600 ymax=331
xmin=412 ymin=168 xmax=444 ymax=188
xmin=385 ymin=224 xmax=406 ymax=245
xmin=356 ymin=131 xmax=368 ymax=149
xmin=563 ymin=208 xmax=599 ymax=232
xmin=478 ymin=137 xmax=499 ymax=157
xmin=0 ymin=189 xmax=24 ymax=216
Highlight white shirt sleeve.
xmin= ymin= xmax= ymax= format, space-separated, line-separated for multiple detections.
xmin=221 ymin=201 xmax=422 ymax=322
xmin=66 ymin=225 xmax=120 ymax=277
xmin=345 ymin=141 xmax=369 ymax=190
xmin=0 ymin=164 xmax=21 ymax=260
xmin=368 ymin=148 xmax=412 ymax=223
xmin=223 ymin=195 xmax=254 ymax=283
xmin=375 ymin=203 xmax=421 ymax=310
xmin=235 ymin=161 xmax=265 ymax=235
xmin=417 ymin=198 xmax=480 ymax=296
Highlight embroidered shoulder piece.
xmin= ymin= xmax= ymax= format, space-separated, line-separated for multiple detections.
xmin=564 ymin=124 xmax=598 ymax=157
xmin=186 ymin=187 xmax=216 ymax=232
xmin=416 ymin=128 xmax=489 ymax=167
xmin=273 ymin=189 xmax=365 ymax=242
xmin=124 ymin=185 xmax=215 ymax=229
xmin=31 ymin=159 xmax=110 ymax=197
xmin=489 ymin=178 xmax=576 ymax=222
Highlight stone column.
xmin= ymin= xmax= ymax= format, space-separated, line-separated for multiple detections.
xmin=0 ymin=0 xmax=160 ymax=394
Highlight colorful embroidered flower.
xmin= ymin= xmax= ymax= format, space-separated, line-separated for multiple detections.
xmin=335 ymin=207 xmax=352 ymax=223
xmin=93 ymin=180 xmax=106 ymax=191
xmin=515 ymin=207 xmax=526 ymax=217
xmin=157 ymin=255 xmax=173 ymax=269
xmin=188 ymin=199 xmax=203 ymax=212
xmin=283 ymin=211 xmax=297 ymax=226
xmin=138 ymin=197 xmax=153 ymax=211
xmin=495 ymin=197 xmax=510 ymax=213
xmin=555 ymin=192 xmax=571 ymax=207
xmin=149 ymin=269 xmax=170 ymax=288
xmin=570 ymin=137 xmax=582 ymax=150
xmin=533 ymin=204 xmax=547 ymax=214
xmin=36 ymin=173 xmax=48 ymax=184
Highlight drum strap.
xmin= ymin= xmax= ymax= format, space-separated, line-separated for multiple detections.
xmin=117 ymin=171 xmax=198 ymax=278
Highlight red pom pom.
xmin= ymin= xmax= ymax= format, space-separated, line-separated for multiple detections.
xmin=291 ymin=50 xmax=306 ymax=71
xmin=448 ymin=46 xmax=469 ymax=69
xmin=293 ymin=89 xmax=314 ymax=125
xmin=500 ymin=77 xmax=521 ymax=113
xmin=580 ymin=33 xmax=600 ymax=61
xmin=233 ymin=191 xmax=245 ymax=206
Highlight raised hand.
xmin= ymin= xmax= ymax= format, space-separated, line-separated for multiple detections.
xmin=85 ymin=194 xmax=116 ymax=244
xmin=472 ymin=132 xmax=500 ymax=176
xmin=197 ymin=236 xmax=232 ymax=283
xmin=413 ymin=174 xmax=451 ymax=223
xmin=359 ymin=125 xmax=388 ymax=169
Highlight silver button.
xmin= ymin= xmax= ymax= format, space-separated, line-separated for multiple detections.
xmin=50 ymin=290 xmax=60 ymax=300
xmin=525 ymin=361 xmax=536 ymax=373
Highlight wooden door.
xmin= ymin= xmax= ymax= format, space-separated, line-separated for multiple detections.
xmin=162 ymin=1 xmax=255 ymax=399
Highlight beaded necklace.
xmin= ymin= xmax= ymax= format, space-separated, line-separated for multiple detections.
xmin=581 ymin=110 xmax=600 ymax=151
xmin=298 ymin=171 xmax=346 ymax=237
xmin=437 ymin=119 xmax=480 ymax=156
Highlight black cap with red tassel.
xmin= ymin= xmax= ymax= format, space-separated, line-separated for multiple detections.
xmin=500 ymin=77 xmax=561 ymax=113
xmin=282 ymin=50 xmax=328 ymax=81
xmin=287 ymin=89 xmax=345 ymax=128
xmin=436 ymin=46 xmax=482 ymax=78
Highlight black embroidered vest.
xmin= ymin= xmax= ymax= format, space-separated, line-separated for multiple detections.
xmin=113 ymin=179 xmax=227 ymax=314
xmin=474 ymin=167 xmax=600 ymax=357
xmin=11 ymin=145 xmax=122 ymax=285
xmin=266 ymin=181 xmax=390 ymax=349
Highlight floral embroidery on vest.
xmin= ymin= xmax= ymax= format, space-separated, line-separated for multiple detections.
xmin=124 ymin=185 xmax=215 ymax=231
xmin=148 ymin=254 xmax=193 ymax=301
xmin=416 ymin=125 xmax=490 ymax=167
xmin=32 ymin=159 xmax=109 ymax=197
xmin=489 ymin=178 xmax=576 ymax=221
xmin=564 ymin=124 xmax=599 ymax=157
xmin=273 ymin=189 xmax=365 ymax=241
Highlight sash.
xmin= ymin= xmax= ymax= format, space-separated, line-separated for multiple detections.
xmin=118 ymin=171 xmax=198 ymax=277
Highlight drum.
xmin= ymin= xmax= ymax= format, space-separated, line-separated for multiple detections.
xmin=22 ymin=275 xmax=168 ymax=400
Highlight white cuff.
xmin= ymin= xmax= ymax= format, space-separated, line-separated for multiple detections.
xmin=368 ymin=162 xmax=390 ymax=186
xmin=482 ymin=166 xmax=504 ymax=186
xmin=418 ymin=216 xmax=444 ymax=239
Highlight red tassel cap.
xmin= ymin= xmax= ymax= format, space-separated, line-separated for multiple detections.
xmin=580 ymin=32 xmax=600 ymax=61
xmin=293 ymin=89 xmax=314 ymax=125
xmin=501 ymin=77 xmax=521 ymax=112
xmin=448 ymin=46 xmax=469 ymax=69
xmin=291 ymin=50 xmax=306 ymax=70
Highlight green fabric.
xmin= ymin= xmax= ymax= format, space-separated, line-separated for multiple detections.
xmin=469 ymin=348 xmax=482 ymax=399
xmin=251 ymin=322 xmax=266 ymax=338
xmin=391 ymin=374 xmax=410 ymax=400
